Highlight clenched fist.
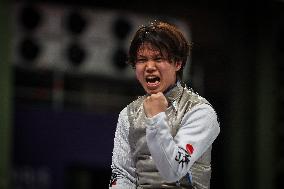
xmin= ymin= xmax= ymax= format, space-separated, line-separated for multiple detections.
xmin=143 ymin=92 xmax=168 ymax=118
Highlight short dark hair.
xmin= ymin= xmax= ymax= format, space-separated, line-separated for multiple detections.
xmin=128 ymin=21 xmax=190 ymax=80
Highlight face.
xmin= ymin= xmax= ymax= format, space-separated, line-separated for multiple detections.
xmin=135 ymin=43 xmax=182 ymax=94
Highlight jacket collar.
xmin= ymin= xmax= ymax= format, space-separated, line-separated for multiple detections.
xmin=164 ymin=81 xmax=184 ymax=105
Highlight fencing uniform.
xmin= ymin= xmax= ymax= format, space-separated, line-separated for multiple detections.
xmin=110 ymin=82 xmax=220 ymax=189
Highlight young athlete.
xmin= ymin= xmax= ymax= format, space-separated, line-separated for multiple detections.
xmin=109 ymin=21 xmax=220 ymax=189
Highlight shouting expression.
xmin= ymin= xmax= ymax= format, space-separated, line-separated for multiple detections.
xmin=135 ymin=43 xmax=182 ymax=94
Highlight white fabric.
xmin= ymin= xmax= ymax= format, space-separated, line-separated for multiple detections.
xmin=110 ymin=103 xmax=220 ymax=188
xmin=146 ymin=103 xmax=220 ymax=182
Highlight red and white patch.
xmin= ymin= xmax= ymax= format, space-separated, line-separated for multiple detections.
xmin=186 ymin=144 xmax=194 ymax=155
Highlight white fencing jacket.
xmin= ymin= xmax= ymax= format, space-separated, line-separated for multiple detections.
xmin=110 ymin=82 xmax=220 ymax=189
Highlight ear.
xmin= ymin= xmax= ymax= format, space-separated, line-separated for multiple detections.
xmin=175 ymin=61 xmax=182 ymax=71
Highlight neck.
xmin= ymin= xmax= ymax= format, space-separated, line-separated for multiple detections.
xmin=164 ymin=81 xmax=179 ymax=95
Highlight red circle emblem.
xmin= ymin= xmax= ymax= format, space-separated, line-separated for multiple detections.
xmin=186 ymin=144 xmax=194 ymax=155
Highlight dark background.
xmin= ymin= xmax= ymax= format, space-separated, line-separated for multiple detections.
xmin=0 ymin=0 xmax=283 ymax=189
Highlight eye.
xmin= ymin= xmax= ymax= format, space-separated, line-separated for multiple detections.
xmin=154 ymin=57 xmax=165 ymax=62
xmin=136 ymin=58 xmax=147 ymax=64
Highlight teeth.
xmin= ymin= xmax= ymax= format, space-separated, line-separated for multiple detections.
xmin=146 ymin=76 xmax=156 ymax=79
xmin=146 ymin=76 xmax=160 ymax=83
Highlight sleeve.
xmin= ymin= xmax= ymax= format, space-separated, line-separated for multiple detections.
xmin=109 ymin=107 xmax=136 ymax=189
xmin=145 ymin=103 xmax=220 ymax=182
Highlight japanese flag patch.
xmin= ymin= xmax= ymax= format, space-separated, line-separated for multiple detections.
xmin=186 ymin=144 xmax=194 ymax=155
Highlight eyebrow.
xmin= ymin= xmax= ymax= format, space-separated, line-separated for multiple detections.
xmin=136 ymin=54 xmax=163 ymax=58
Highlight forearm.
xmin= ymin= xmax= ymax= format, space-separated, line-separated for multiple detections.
xmin=145 ymin=112 xmax=188 ymax=181
xmin=145 ymin=103 xmax=220 ymax=182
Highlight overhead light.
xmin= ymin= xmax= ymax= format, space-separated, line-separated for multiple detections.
xmin=18 ymin=37 xmax=41 ymax=62
xmin=65 ymin=10 xmax=87 ymax=35
xmin=66 ymin=42 xmax=86 ymax=66
xmin=19 ymin=5 xmax=42 ymax=31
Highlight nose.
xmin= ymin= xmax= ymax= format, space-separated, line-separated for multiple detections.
xmin=145 ymin=60 xmax=157 ymax=72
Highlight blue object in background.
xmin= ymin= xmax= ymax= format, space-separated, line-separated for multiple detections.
xmin=13 ymin=106 xmax=118 ymax=189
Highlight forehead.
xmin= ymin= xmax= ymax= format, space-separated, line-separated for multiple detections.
xmin=137 ymin=43 xmax=163 ymax=56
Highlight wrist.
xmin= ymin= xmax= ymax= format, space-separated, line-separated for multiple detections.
xmin=145 ymin=112 xmax=166 ymax=128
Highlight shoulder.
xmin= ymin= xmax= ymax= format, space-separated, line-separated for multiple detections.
xmin=117 ymin=96 xmax=144 ymax=117
xmin=118 ymin=106 xmax=128 ymax=118
xmin=126 ymin=95 xmax=146 ymax=113
xmin=179 ymin=86 xmax=211 ymax=114
xmin=188 ymin=103 xmax=218 ymax=121
xmin=185 ymin=88 xmax=218 ymax=119
xmin=180 ymin=103 xmax=220 ymax=139
xmin=117 ymin=95 xmax=146 ymax=126
xmin=183 ymin=86 xmax=208 ymax=104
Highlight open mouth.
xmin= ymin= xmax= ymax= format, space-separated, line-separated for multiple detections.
xmin=145 ymin=76 xmax=160 ymax=87
xmin=146 ymin=76 xmax=160 ymax=83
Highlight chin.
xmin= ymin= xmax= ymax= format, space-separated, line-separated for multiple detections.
xmin=145 ymin=88 xmax=162 ymax=94
xmin=147 ymin=91 xmax=157 ymax=94
xmin=142 ymin=83 xmax=164 ymax=94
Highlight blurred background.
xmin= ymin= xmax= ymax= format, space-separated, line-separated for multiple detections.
xmin=0 ymin=0 xmax=283 ymax=188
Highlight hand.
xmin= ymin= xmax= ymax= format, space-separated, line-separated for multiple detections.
xmin=143 ymin=92 xmax=168 ymax=118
